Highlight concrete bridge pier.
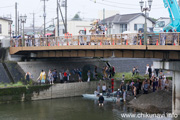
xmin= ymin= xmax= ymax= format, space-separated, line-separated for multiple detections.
xmin=154 ymin=61 xmax=180 ymax=115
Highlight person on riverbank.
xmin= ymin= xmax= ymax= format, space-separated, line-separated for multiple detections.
xmin=48 ymin=70 xmax=54 ymax=84
xmin=155 ymin=77 xmax=159 ymax=91
xmin=107 ymin=86 xmax=112 ymax=98
xmin=153 ymin=79 xmax=156 ymax=92
xmin=52 ymin=69 xmax=58 ymax=83
xmin=97 ymin=83 xmax=101 ymax=94
xmin=25 ymin=72 xmax=31 ymax=84
xmin=148 ymin=66 xmax=152 ymax=78
xmin=59 ymin=71 xmax=64 ymax=83
xmin=123 ymin=89 xmax=126 ymax=102
xmin=87 ymin=70 xmax=91 ymax=82
xmin=78 ymin=70 xmax=82 ymax=82
xmin=66 ymin=69 xmax=70 ymax=82
xmin=116 ymin=89 xmax=121 ymax=102
xmin=165 ymin=78 xmax=170 ymax=91
xmin=143 ymin=81 xmax=149 ymax=94
xmin=158 ymin=78 xmax=162 ymax=90
xmin=102 ymin=83 xmax=107 ymax=96
xmin=132 ymin=67 xmax=136 ymax=76
xmin=37 ymin=70 xmax=46 ymax=84
xmin=133 ymin=84 xmax=137 ymax=99
xmin=146 ymin=64 xmax=149 ymax=75
xmin=94 ymin=89 xmax=98 ymax=96
xmin=126 ymin=81 xmax=130 ymax=95
xmin=98 ymin=93 xmax=104 ymax=106
xmin=130 ymin=79 xmax=134 ymax=95
xmin=63 ymin=71 xmax=67 ymax=83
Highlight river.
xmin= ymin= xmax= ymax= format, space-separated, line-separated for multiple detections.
xmin=0 ymin=97 xmax=177 ymax=120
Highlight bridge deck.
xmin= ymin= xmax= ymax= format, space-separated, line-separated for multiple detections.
xmin=9 ymin=33 xmax=180 ymax=59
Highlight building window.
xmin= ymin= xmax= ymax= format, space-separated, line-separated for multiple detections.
xmin=120 ymin=24 xmax=127 ymax=33
xmin=0 ymin=24 xmax=2 ymax=34
xmin=134 ymin=24 xmax=144 ymax=31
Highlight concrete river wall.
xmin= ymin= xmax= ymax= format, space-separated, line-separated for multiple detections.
xmin=0 ymin=81 xmax=120 ymax=103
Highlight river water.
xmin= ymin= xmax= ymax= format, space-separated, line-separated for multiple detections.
xmin=0 ymin=97 xmax=177 ymax=120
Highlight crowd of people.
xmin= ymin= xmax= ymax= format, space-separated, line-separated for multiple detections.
xmin=25 ymin=68 xmax=84 ymax=85
xmin=11 ymin=31 xmax=180 ymax=47
xmin=94 ymin=64 xmax=171 ymax=105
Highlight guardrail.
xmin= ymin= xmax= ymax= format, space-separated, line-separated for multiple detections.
xmin=10 ymin=33 xmax=180 ymax=47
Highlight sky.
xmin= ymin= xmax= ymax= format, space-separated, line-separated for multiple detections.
xmin=0 ymin=0 xmax=170 ymax=29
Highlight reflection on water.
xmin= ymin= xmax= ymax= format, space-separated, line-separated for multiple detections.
xmin=0 ymin=97 xmax=177 ymax=120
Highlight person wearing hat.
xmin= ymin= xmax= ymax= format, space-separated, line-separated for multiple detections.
xmin=98 ymin=93 xmax=104 ymax=106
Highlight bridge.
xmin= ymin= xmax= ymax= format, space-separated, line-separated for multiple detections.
xmin=8 ymin=33 xmax=180 ymax=115
xmin=10 ymin=33 xmax=180 ymax=60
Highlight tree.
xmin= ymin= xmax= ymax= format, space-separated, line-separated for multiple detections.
xmin=71 ymin=13 xmax=82 ymax=21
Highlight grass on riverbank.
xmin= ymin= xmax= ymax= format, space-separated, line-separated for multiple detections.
xmin=114 ymin=72 xmax=148 ymax=81
xmin=0 ymin=82 xmax=25 ymax=88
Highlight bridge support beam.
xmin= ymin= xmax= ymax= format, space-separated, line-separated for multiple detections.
xmin=154 ymin=61 xmax=180 ymax=115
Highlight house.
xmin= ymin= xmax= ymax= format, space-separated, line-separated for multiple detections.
xmin=56 ymin=20 xmax=92 ymax=36
xmin=103 ymin=13 xmax=155 ymax=34
xmin=0 ymin=17 xmax=12 ymax=37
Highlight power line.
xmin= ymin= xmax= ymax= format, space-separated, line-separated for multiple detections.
xmin=91 ymin=0 xmax=164 ymax=10
xmin=102 ymin=0 xmax=163 ymax=7
xmin=90 ymin=0 xmax=139 ymax=9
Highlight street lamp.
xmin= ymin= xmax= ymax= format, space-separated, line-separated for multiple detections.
xmin=20 ymin=14 xmax=27 ymax=46
xmin=139 ymin=0 xmax=152 ymax=47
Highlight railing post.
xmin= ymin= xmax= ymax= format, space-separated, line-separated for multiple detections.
xmin=121 ymin=34 xmax=123 ymax=45
xmin=78 ymin=35 xmax=80 ymax=45
xmin=137 ymin=34 xmax=139 ymax=45
xmin=115 ymin=34 xmax=117 ymax=45
xmin=165 ymin=33 xmax=167 ymax=45
xmin=55 ymin=37 xmax=57 ymax=46
xmin=178 ymin=33 xmax=179 ymax=46
xmin=159 ymin=33 xmax=160 ymax=46
xmin=101 ymin=35 xmax=103 ymax=45
xmin=111 ymin=35 xmax=113 ymax=45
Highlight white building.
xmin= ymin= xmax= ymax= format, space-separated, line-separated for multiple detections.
xmin=103 ymin=13 xmax=155 ymax=34
xmin=0 ymin=17 xmax=12 ymax=37
xmin=56 ymin=20 xmax=92 ymax=36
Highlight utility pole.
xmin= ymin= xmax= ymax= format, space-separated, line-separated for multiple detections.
xmin=15 ymin=2 xmax=17 ymax=36
xmin=18 ymin=12 xmax=20 ymax=35
xmin=65 ymin=0 xmax=67 ymax=33
xmin=103 ymin=8 xmax=105 ymax=24
xmin=41 ymin=0 xmax=48 ymax=37
xmin=57 ymin=0 xmax=60 ymax=36
xmin=30 ymin=12 xmax=35 ymax=36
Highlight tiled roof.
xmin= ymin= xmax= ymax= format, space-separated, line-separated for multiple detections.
xmin=103 ymin=13 xmax=155 ymax=24
xmin=0 ymin=17 xmax=13 ymax=23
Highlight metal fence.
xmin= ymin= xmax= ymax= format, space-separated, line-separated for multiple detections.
xmin=10 ymin=33 xmax=180 ymax=47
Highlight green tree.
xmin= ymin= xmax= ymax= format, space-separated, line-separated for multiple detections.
xmin=72 ymin=13 xmax=82 ymax=21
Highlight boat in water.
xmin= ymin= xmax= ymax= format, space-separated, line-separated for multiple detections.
xmin=82 ymin=94 xmax=119 ymax=102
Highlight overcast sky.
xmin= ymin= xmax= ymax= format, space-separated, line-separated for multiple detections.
xmin=0 ymin=0 xmax=169 ymax=29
